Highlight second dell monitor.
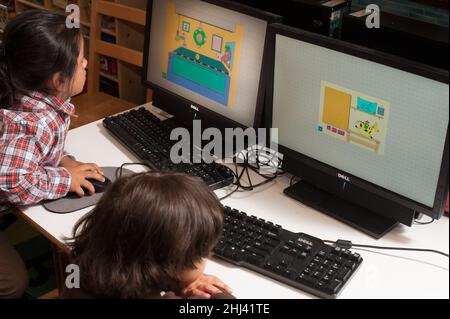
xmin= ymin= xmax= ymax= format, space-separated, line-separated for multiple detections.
xmin=266 ymin=24 xmax=449 ymax=238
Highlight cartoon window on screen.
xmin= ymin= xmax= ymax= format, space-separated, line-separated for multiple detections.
xmin=318 ymin=81 xmax=390 ymax=155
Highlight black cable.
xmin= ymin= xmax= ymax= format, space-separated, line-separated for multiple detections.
xmin=248 ymin=147 xmax=284 ymax=176
xmin=233 ymin=155 xmax=253 ymax=191
xmin=248 ymin=148 xmax=283 ymax=175
xmin=413 ymin=215 xmax=435 ymax=225
xmin=324 ymin=239 xmax=449 ymax=258
xmin=219 ymin=184 xmax=240 ymax=201
xmin=115 ymin=162 xmax=153 ymax=178
xmin=290 ymin=175 xmax=300 ymax=186
xmin=231 ymin=149 xmax=282 ymax=191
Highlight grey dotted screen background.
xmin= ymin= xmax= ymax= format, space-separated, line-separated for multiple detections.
xmin=272 ymin=34 xmax=449 ymax=208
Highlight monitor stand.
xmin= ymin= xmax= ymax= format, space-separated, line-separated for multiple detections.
xmin=284 ymin=180 xmax=399 ymax=239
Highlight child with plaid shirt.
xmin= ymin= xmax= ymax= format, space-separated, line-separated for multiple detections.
xmin=0 ymin=10 xmax=105 ymax=298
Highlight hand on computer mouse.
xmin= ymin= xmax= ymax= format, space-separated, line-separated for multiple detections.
xmin=66 ymin=164 xmax=107 ymax=197
xmin=87 ymin=176 xmax=111 ymax=193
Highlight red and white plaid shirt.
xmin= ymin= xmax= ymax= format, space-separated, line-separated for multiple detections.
xmin=0 ymin=91 xmax=74 ymax=211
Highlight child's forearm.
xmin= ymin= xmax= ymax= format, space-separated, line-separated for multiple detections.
xmin=0 ymin=166 xmax=71 ymax=205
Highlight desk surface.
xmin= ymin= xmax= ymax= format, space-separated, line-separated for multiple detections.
xmin=17 ymin=103 xmax=449 ymax=299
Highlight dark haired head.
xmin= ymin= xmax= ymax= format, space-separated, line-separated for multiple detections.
xmin=0 ymin=9 xmax=81 ymax=108
xmin=68 ymin=172 xmax=224 ymax=299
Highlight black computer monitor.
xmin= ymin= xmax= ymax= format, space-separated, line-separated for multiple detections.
xmin=142 ymin=0 xmax=281 ymax=131
xmin=266 ymin=23 xmax=449 ymax=239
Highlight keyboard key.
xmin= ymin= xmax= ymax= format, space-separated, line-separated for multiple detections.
xmin=324 ymin=279 xmax=343 ymax=295
xmin=296 ymin=273 xmax=315 ymax=285
xmin=247 ymin=252 xmax=265 ymax=265
xmin=312 ymin=271 xmax=322 ymax=279
xmin=337 ymin=267 xmax=352 ymax=281
xmin=308 ymin=262 xmax=317 ymax=269
xmin=345 ymin=261 xmax=357 ymax=270
xmin=302 ymin=268 xmax=312 ymax=276
xmin=280 ymin=245 xmax=290 ymax=253
xmin=351 ymin=253 xmax=363 ymax=263
xmin=313 ymin=256 xmax=323 ymax=263
xmin=323 ymin=259 xmax=331 ymax=266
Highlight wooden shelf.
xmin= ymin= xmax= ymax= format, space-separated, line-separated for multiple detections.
xmin=15 ymin=0 xmax=45 ymax=10
xmin=100 ymin=71 xmax=118 ymax=82
xmin=101 ymin=27 xmax=116 ymax=36
xmin=13 ymin=0 xmax=149 ymax=104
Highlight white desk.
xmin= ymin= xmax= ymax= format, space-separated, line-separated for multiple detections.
xmin=16 ymin=103 xmax=449 ymax=299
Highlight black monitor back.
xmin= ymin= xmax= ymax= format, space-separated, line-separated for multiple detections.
xmin=232 ymin=0 xmax=351 ymax=38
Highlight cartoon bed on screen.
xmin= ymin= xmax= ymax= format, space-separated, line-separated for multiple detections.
xmin=161 ymin=0 xmax=243 ymax=107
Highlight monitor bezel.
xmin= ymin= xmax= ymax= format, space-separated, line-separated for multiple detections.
xmin=142 ymin=0 xmax=282 ymax=130
xmin=265 ymin=23 xmax=449 ymax=220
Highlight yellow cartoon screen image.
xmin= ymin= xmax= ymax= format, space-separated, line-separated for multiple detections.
xmin=161 ymin=0 xmax=243 ymax=107
xmin=318 ymin=81 xmax=390 ymax=155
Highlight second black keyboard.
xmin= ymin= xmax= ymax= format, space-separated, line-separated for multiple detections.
xmin=103 ymin=108 xmax=235 ymax=190
xmin=213 ymin=206 xmax=363 ymax=298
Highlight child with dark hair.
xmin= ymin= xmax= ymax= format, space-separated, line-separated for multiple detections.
xmin=0 ymin=10 xmax=105 ymax=298
xmin=63 ymin=172 xmax=234 ymax=299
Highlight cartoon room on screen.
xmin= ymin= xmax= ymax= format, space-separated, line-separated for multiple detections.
xmin=161 ymin=0 xmax=243 ymax=107
xmin=318 ymin=81 xmax=390 ymax=155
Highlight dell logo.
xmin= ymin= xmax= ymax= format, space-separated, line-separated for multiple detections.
xmin=338 ymin=173 xmax=350 ymax=182
xmin=190 ymin=104 xmax=199 ymax=112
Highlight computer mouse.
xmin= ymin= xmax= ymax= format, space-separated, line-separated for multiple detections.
xmin=64 ymin=176 xmax=111 ymax=198
xmin=86 ymin=176 xmax=112 ymax=194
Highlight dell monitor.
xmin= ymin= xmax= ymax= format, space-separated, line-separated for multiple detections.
xmin=266 ymin=24 xmax=449 ymax=238
xmin=142 ymin=0 xmax=281 ymax=131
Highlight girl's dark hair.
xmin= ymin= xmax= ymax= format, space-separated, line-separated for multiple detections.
xmin=0 ymin=9 xmax=81 ymax=108
xmin=68 ymin=172 xmax=224 ymax=299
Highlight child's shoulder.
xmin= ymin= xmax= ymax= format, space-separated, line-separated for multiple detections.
xmin=0 ymin=97 xmax=57 ymax=135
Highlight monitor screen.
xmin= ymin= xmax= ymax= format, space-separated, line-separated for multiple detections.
xmin=267 ymin=25 xmax=449 ymax=231
xmin=143 ymin=0 xmax=279 ymax=128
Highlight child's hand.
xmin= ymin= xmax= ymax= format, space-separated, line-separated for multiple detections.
xmin=66 ymin=163 xmax=106 ymax=197
xmin=60 ymin=156 xmax=83 ymax=170
xmin=181 ymin=274 xmax=233 ymax=299
xmin=61 ymin=156 xmax=103 ymax=175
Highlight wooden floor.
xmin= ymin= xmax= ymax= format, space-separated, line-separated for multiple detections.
xmin=70 ymin=92 xmax=137 ymax=130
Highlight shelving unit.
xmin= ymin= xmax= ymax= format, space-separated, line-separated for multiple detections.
xmin=13 ymin=0 xmax=148 ymax=105
xmin=115 ymin=0 xmax=146 ymax=104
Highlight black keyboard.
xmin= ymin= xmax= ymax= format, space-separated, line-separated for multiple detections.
xmin=213 ymin=206 xmax=363 ymax=298
xmin=103 ymin=108 xmax=234 ymax=190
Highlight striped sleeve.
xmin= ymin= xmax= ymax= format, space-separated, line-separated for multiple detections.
xmin=0 ymin=124 xmax=71 ymax=205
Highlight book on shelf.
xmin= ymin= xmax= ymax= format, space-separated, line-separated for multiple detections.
xmin=100 ymin=56 xmax=117 ymax=76
xmin=100 ymin=31 xmax=116 ymax=44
